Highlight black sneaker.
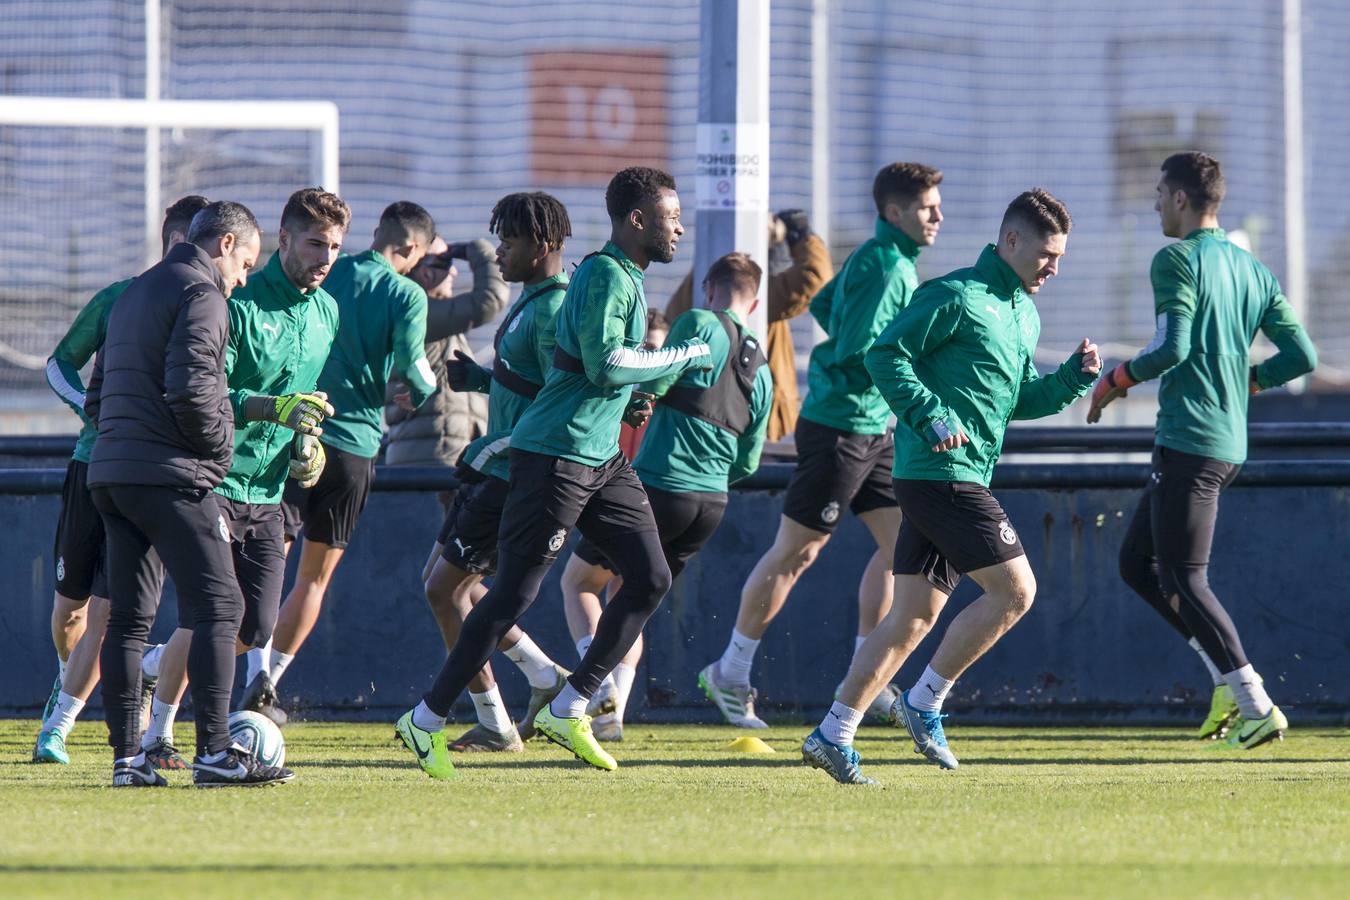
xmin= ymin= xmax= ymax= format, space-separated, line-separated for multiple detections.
xmin=113 ymin=756 xmax=168 ymax=788
xmin=240 ymin=672 xmax=289 ymax=727
xmin=143 ymin=737 xmax=190 ymax=770
xmin=193 ymin=747 xmax=294 ymax=788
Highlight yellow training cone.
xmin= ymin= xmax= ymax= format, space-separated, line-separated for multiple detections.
xmin=725 ymin=736 xmax=775 ymax=754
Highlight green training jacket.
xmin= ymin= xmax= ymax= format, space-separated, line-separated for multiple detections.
xmin=799 ymin=217 xmax=921 ymax=435
xmin=866 ymin=244 xmax=1095 ymax=485
xmin=216 ymin=251 xmax=339 ymax=504
xmin=510 ymin=242 xmax=710 ymax=466
xmin=1125 ymin=228 xmax=1317 ymax=465
xmin=317 ymin=250 xmax=437 ymax=459
xmin=47 ymin=278 xmax=133 ymax=463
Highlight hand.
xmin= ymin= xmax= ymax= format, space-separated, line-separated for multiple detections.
xmin=394 ymin=389 xmax=415 ymax=412
xmin=1249 ymin=365 xmax=1261 ymax=395
xmin=1077 ymin=337 xmax=1102 ymax=375
xmin=246 ymin=391 xmax=334 ymax=435
xmin=928 ymin=416 xmax=969 ymax=453
xmin=623 ymin=391 xmax=655 ymax=429
xmin=776 ymin=208 xmax=811 ymax=246
xmin=288 ymin=433 xmax=326 ymax=488
xmin=1086 ymin=362 xmax=1137 ymax=424
xmin=446 ymin=349 xmax=490 ymax=392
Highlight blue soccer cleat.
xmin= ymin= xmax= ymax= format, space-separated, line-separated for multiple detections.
xmin=32 ymin=729 xmax=69 ymax=765
xmin=893 ymin=690 xmax=959 ymax=770
xmin=801 ymin=727 xmax=877 ymax=785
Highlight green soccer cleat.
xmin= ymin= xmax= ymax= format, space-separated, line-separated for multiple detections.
xmin=1197 ymin=683 xmax=1239 ymax=739
xmin=395 ymin=709 xmax=458 ymax=780
xmin=519 ymin=666 xmax=570 ymax=742
xmin=532 ymin=706 xmax=617 ymax=771
xmin=41 ymin=674 xmax=61 ymax=725
xmin=32 ymin=729 xmax=69 ymax=765
xmin=698 ymin=663 xmax=768 ymax=729
xmin=1212 ymin=706 xmax=1289 ymax=751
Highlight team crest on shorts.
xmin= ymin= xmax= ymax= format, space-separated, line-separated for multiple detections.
xmin=821 ymin=500 xmax=841 ymax=525
xmin=998 ymin=521 xmax=1017 ymax=545
xmin=56 ymin=556 xmax=65 ymax=582
xmin=217 ymin=514 xmax=230 ymax=542
xmin=548 ymin=528 xmax=567 ymax=553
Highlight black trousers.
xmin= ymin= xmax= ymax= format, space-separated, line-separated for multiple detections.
xmin=92 ymin=485 xmax=244 ymax=759
xmin=1118 ymin=446 xmax=1249 ymax=673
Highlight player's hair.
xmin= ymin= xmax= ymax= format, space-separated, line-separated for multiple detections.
xmin=1161 ymin=151 xmax=1226 ymax=213
xmin=187 ymin=200 xmax=260 ymax=246
xmin=1000 ymin=188 xmax=1072 ymax=238
xmin=646 ymin=308 xmax=670 ymax=334
xmin=489 ymin=191 xmax=572 ymax=249
xmin=377 ymin=201 xmax=437 ymax=246
xmin=281 ymin=187 xmax=351 ymax=235
xmin=703 ymin=251 xmax=763 ymax=298
xmin=872 ymin=162 xmax=943 ymax=214
xmin=161 ymin=195 xmax=210 ymax=252
xmin=605 ymin=166 xmax=677 ymax=223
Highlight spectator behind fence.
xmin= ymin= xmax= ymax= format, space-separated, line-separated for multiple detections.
xmin=384 ymin=235 xmax=509 ymax=485
xmin=665 ymin=209 xmax=831 ymax=442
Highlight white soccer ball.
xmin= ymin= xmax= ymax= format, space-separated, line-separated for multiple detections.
xmin=228 ymin=710 xmax=286 ymax=767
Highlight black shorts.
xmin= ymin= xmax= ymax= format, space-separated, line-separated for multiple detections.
xmin=574 ymin=485 xmax=727 ymax=579
xmin=177 ymin=498 xmax=285 ymax=648
xmin=281 ymin=443 xmax=374 ymax=549
xmin=438 ymin=476 xmax=510 ymax=575
xmin=782 ymin=417 xmax=898 ymax=533
xmin=497 ymin=449 xmax=657 ymax=566
xmin=1122 ymin=445 xmax=1240 ymax=572
xmin=891 ymin=479 xmax=1026 ymax=595
xmin=54 ymin=459 xmax=107 ymax=600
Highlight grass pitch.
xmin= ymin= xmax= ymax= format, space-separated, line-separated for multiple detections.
xmin=1 ymin=719 xmax=1347 ymax=898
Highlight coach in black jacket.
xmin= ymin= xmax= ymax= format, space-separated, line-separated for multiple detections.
xmin=85 ymin=200 xmax=288 ymax=788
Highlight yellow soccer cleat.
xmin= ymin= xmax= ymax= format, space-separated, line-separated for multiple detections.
xmin=1197 ymin=683 xmax=1239 ymax=739
xmin=532 ymin=706 xmax=617 ymax=771
xmin=395 ymin=709 xmax=458 ymax=780
xmin=1213 ymin=706 xmax=1289 ymax=751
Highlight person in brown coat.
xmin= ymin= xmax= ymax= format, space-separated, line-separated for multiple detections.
xmin=665 ymin=209 xmax=831 ymax=442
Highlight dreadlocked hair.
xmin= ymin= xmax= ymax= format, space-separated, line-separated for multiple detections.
xmin=489 ymin=192 xmax=572 ymax=250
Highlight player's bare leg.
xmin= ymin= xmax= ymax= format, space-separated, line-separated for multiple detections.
xmin=139 ymin=627 xmax=192 ymax=768
xmin=33 ymin=594 xmax=109 ymax=763
xmin=563 ymin=556 xmax=640 ymax=739
xmin=854 ymin=506 xmax=901 ymax=716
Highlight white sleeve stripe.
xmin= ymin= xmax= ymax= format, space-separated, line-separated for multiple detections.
xmin=46 ymin=359 xmax=85 ymax=409
xmin=603 ymin=342 xmax=710 ymax=371
xmin=470 ymin=435 xmax=512 ymax=471
xmin=411 ymin=356 xmax=437 ymax=391
xmin=1136 ymin=313 xmax=1168 ymax=359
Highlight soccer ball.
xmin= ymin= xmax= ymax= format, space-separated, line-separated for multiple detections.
xmin=228 ymin=710 xmax=286 ymax=767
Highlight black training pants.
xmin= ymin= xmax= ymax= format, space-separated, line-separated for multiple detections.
xmin=93 ymin=485 xmax=244 ymax=759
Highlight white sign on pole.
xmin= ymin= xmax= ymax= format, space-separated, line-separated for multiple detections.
xmin=695 ymin=123 xmax=768 ymax=212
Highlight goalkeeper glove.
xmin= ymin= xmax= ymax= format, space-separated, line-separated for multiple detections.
xmin=775 ymin=208 xmax=811 ymax=247
xmin=446 ymin=350 xmax=491 ymax=393
xmin=622 ymin=391 xmax=655 ymax=429
xmin=288 ymin=433 xmax=326 ymax=488
xmin=243 ymin=391 xmax=334 ymax=436
xmin=1086 ymin=363 xmax=1137 ymax=424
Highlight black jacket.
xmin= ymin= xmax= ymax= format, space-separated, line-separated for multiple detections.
xmin=86 ymin=242 xmax=234 ymax=489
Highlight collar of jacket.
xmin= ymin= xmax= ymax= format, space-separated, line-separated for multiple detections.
xmin=601 ymin=241 xmax=646 ymax=283
xmin=974 ymin=243 xmax=1025 ymax=302
xmin=358 ymin=247 xmax=399 ymax=275
xmin=873 ymin=217 xmax=922 ymax=261
xmin=167 ymin=241 xmax=229 ymax=295
xmin=1184 ymin=227 xmax=1227 ymax=241
xmin=257 ymin=250 xmax=319 ymax=303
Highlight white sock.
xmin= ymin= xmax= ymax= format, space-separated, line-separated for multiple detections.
xmin=908 ymin=665 xmax=955 ymax=713
xmin=269 ymin=649 xmax=296 ymax=687
xmin=115 ymin=752 xmax=148 ymax=767
xmin=1223 ymin=664 xmax=1273 ymax=720
xmin=574 ymin=635 xmax=593 ymax=663
xmin=819 ymin=701 xmax=864 ymax=746
xmin=244 ymin=647 xmax=269 ymax=684
xmin=718 ymin=628 xmax=760 ymax=687
xmin=1188 ymin=637 xmax=1224 ymax=687
xmin=503 ymin=635 xmax=558 ymax=690
xmin=853 ymin=634 xmax=867 ymax=660
xmin=141 ymin=643 xmax=165 ymax=679
xmin=411 ymin=699 xmax=446 ymax=733
xmin=471 ymin=687 xmax=514 ymax=734
xmin=141 ymin=698 xmax=179 ymax=748
xmin=549 ymin=682 xmax=588 ymax=719
xmin=44 ymin=691 xmax=85 ymax=739
xmin=611 ymin=663 xmax=637 ymax=721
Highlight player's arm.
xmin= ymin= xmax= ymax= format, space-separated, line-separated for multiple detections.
xmin=223 ymin=298 xmax=254 ymax=422
xmin=807 ymin=269 xmax=840 ymax=331
xmin=46 ymin=283 xmax=121 ymax=422
xmin=729 ymin=364 xmax=774 ymax=484
xmin=1012 ymin=339 xmax=1100 ymax=420
xmin=164 ymin=288 xmax=233 ymax=459
xmin=830 ymin=250 xmax=903 ymax=368
xmin=423 ymin=239 xmax=508 ymax=342
xmin=578 ymin=262 xmax=710 ymax=388
xmin=864 ymin=286 xmax=965 ymax=447
xmin=393 ymin=283 xmax=438 ymax=407
xmin=768 ymin=232 xmax=832 ymax=324
xmin=1251 ymin=289 xmax=1317 ymax=391
xmin=530 ymin=295 xmax=563 ymax=381
xmin=640 ymin=310 xmax=709 ymax=399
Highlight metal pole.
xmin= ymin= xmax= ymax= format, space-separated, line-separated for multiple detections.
xmin=144 ymin=0 xmax=161 ymax=268
xmin=1283 ymin=0 xmax=1307 ymax=393
xmin=694 ymin=0 xmax=769 ymax=337
xmin=810 ymin=0 xmax=831 ymax=251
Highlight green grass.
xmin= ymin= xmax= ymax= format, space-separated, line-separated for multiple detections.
xmin=1 ymin=719 xmax=1347 ymax=898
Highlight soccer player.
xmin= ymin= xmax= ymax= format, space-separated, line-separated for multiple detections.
xmin=31 ymin=195 xmax=210 ymax=765
xmin=86 ymin=201 xmax=292 ymax=787
xmin=802 ymin=189 xmax=1101 ymax=784
xmin=396 ymin=166 xmax=712 ymax=779
xmin=699 ymin=163 xmax=943 ymax=728
xmin=243 ymin=201 xmax=440 ymax=718
xmin=1090 ymin=152 xmax=1316 ymax=748
xmin=418 ymin=192 xmax=574 ymax=752
xmin=562 ymin=252 xmax=773 ymax=741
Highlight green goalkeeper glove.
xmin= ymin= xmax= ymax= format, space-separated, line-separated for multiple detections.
xmin=288 ymin=433 xmax=326 ymax=488
xmin=243 ymin=391 xmax=335 ymax=436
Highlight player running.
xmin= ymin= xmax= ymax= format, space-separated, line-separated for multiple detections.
xmin=699 ymin=163 xmax=943 ymax=727
xmin=241 ymin=201 xmax=440 ymax=720
xmin=802 ymin=189 xmax=1101 ymax=784
xmin=1090 ymin=152 xmax=1316 ymax=748
xmin=562 ymin=251 xmax=773 ymax=741
xmin=418 ymin=192 xmax=574 ymax=752
xmin=396 ymin=166 xmax=713 ymax=779
xmin=32 ymin=195 xmax=209 ymax=765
